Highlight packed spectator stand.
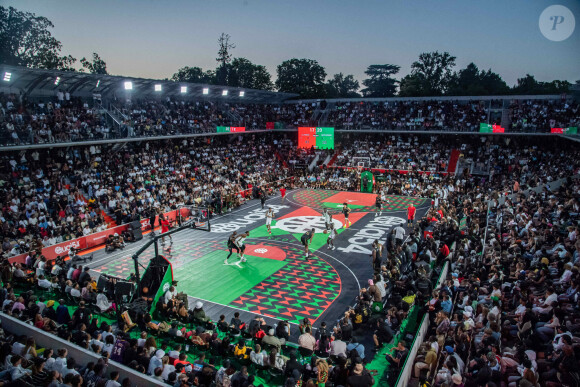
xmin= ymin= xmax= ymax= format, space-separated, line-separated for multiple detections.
xmin=0 ymin=78 xmax=579 ymax=386
xmin=2 ymin=90 xmax=580 ymax=146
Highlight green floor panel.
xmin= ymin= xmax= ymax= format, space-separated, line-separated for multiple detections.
xmin=173 ymin=249 xmax=287 ymax=305
xmin=247 ymin=220 xmax=288 ymax=238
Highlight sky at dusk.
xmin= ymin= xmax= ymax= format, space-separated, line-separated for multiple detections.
xmin=4 ymin=0 xmax=580 ymax=88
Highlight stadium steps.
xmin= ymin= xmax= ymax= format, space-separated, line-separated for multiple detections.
xmin=501 ymin=108 xmax=512 ymax=130
xmin=79 ymin=188 xmax=118 ymax=228
xmin=101 ymin=211 xmax=118 ymax=228
xmin=447 ymin=149 xmax=461 ymax=174
xmin=326 ymin=147 xmax=341 ymax=167
xmin=274 ymin=150 xmax=288 ymax=168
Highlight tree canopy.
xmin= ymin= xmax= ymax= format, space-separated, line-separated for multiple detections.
xmin=446 ymin=63 xmax=509 ymax=96
xmin=227 ymin=58 xmax=273 ymax=90
xmin=361 ymin=64 xmax=400 ymax=97
xmin=325 ymin=73 xmax=360 ymax=98
xmin=171 ymin=66 xmax=215 ymax=84
xmin=80 ymin=52 xmax=108 ymax=74
xmin=276 ymin=58 xmax=327 ymax=98
xmin=406 ymin=51 xmax=457 ymax=96
xmin=0 ymin=6 xmax=76 ymax=70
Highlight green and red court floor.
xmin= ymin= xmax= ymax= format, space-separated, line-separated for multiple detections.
xmin=86 ymin=189 xmax=429 ymax=331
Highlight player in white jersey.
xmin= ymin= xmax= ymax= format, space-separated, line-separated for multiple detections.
xmin=322 ymin=208 xmax=332 ymax=230
xmin=379 ymin=192 xmax=389 ymax=215
xmin=235 ymin=231 xmax=250 ymax=262
xmin=265 ymin=208 xmax=274 ymax=234
xmin=326 ymin=223 xmax=337 ymax=250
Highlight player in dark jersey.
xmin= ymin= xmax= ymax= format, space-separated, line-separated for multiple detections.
xmin=260 ymin=187 xmax=267 ymax=209
xmin=375 ymin=195 xmax=382 ymax=217
xmin=342 ymin=203 xmax=352 ymax=228
xmin=225 ymin=231 xmax=239 ymax=264
xmin=301 ymin=228 xmax=315 ymax=260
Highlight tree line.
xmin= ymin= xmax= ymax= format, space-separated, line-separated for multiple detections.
xmin=0 ymin=6 xmax=573 ymax=99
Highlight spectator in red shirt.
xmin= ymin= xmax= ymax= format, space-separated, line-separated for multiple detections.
xmin=407 ymin=205 xmax=416 ymax=227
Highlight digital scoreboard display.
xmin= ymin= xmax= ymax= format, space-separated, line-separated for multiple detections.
xmin=298 ymin=127 xmax=335 ymax=149
xmin=216 ymin=126 xmax=246 ymax=133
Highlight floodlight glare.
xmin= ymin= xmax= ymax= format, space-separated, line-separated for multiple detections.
xmin=222 ymin=90 xmax=228 ymax=96
xmin=124 ymin=81 xmax=133 ymax=90
xmin=202 ymin=88 xmax=209 ymax=95
xmin=180 ymin=86 xmax=187 ymax=93
xmin=96 ymin=80 xmax=100 ymax=88
xmin=3 ymin=72 xmax=11 ymax=82
xmin=155 ymin=84 xmax=162 ymax=92
xmin=239 ymin=91 xmax=245 ymax=97
xmin=54 ymin=77 xmax=61 ymax=86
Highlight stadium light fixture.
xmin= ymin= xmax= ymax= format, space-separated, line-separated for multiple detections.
xmin=124 ymin=81 xmax=133 ymax=90
xmin=96 ymin=80 xmax=100 ymax=88
xmin=239 ymin=91 xmax=245 ymax=97
xmin=202 ymin=88 xmax=209 ymax=95
xmin=222 ymin=90 xmax=228 ymax=96
xmin=54 ymin=77 xmax=61 ymax=86
xmin=155 ymin=84 xmax=162 ymax=92
xmin=181 ymin=86 xmax=187 ymax=93
xmin=3 ymin=72 xmax=11 ymax=82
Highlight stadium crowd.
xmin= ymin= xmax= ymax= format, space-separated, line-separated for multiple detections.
xmin=0 ymin=124 xmax=578 ymax=386
xmin=2 ymin=94 xmax=579 ymax=146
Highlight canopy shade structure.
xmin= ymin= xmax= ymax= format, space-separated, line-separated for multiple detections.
xmin=0 ymin=65 xmax=297 ymax=103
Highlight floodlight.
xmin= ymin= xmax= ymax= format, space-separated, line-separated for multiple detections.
xmin=124 ymin=81 xmax=133 ymax=90
xmin=222 ymin=90 xmax=228 ymax=96
xmin=239 ymin=91 xmax=245 ymax=97
xmin=3 ymin=72 xmax=11 ymax=82
xmin=96 ymin=80 xmax=100 ymax=88
xmin=202 ymin=88 xmax=209 ymax=95
xmin=181 ymin=86 xmax=187 ymax=93
xmin=54 ymin=77 xmax=61 ymax=86
xmin=155 ymin=84 xmax=162 ymax=92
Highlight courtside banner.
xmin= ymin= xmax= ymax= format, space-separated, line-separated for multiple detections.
xmin=551 ymin=127 xmax=578 ymax=134
xmin=480 ymin=123 xmax=505 ymax=133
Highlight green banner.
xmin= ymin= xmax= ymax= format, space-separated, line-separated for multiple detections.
xmin=216 ymin=126 xmax=230 ymax=133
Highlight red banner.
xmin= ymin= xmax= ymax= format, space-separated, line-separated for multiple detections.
xmin=229 ymin=127 xmax=246 ymax=132
xmin=8 ymin=209 xmax=181 ymax=265
xmin=492 ymin=125 xmax=505 ymax=133
xmin=266 ymin=122 xmax=275 ymax=130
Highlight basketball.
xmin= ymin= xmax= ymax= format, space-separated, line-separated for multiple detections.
xmin=323 ymin=230 xmax=328 ymax=234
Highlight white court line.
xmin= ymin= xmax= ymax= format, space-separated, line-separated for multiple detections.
xmin=210 ymin=189 xmax=298 ymax=223
xmin=87 ymin=235 xmax=218 ymax=269
xmin=188 ymin=296 xmax=307 ymax=329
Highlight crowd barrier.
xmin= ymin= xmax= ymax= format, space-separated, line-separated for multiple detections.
xmin=0 ymin=313 xmax=162 ymax=387
xmin=7 ymin=177 xmax=296 ymax=265
xmin=328 ymin=165 xmax=449 ymax=176
xmin=7 ymin=209 xmax=184 ymax=265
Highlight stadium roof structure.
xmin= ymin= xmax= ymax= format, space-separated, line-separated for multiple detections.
xmin=0 ymin=64 xmax=297 ymax=103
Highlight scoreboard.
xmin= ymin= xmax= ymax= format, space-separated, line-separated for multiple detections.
xmin=216 ymin=126 xmax=246 ymax=133
xmin=298 ymin=127 xmax=335 ymax=149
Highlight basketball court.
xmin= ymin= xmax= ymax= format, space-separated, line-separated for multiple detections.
xmin=83 ymin=189 xmax=430 ymax=335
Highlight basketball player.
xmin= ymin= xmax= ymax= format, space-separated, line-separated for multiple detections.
xmin=225 ymin=231 xmax=239 ymax=264
xmin=260 ymin=187 xmax=267 ymax=209
xmin=322 ymin=208 xmax=332 ymax=230
xmin=375 ymin=195 xmax=382 ymax=217
xmin=265 ymin=207 xmax=274 ymax=234
xmin=301 ymin=228 xmax=315 ymax=260
xmin=342 ymin=203 xmax=352 ymax=228
xmin=326 ymin=223 xmax=337 ymax=250
xmin=407 ymin=204 xmax=416 ymax=227
xmin=280 ymin=186 xmax=287 ymax=203
xmin=149 ymin=207 xmax=156 ymax=236
xmin=235 ymin=231 xmax=250 ymax=262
